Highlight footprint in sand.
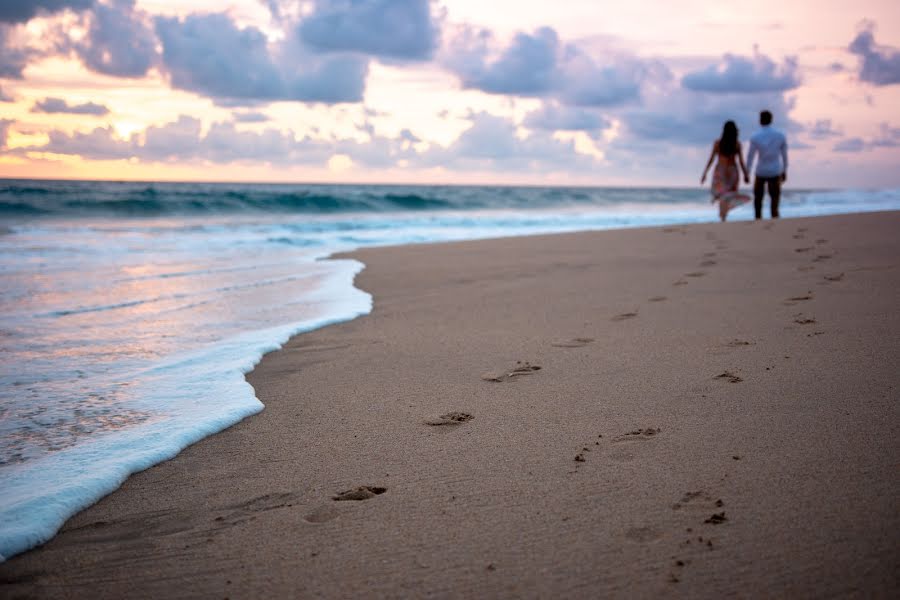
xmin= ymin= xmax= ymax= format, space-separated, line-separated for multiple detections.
xmin=673 ymin=279 xmax=689 ymax=286
xmin=685 ymin=271 xmax=707 ymax=278
xmin=551 ymin=337 xmax=594 ymax=348
xmin=667 ymin=492 xmax=729 ymax=583
xmin=797 ymin=227 xmax=809 ymax=233
xmin=606 ymin=429 xmax=662 ymax=463
xmin=573 ymin=445 xmax=593 ymax=463
xmin=813 ymin=254 xmax=833 ymax=262
xmin=425 ymin=412 xmax=474 ymax=426
xmin=795 ymin=247 xmax=814 ymax=253
xmin=792 ymin=234 xmax=805 ymax=240
xmin=715 ymin=371 xmax=743 ymax=383
xmin=699 ymin=260 xmax=717 ymax=267
xmin=206 ymin=492 xmax=302 ymax=530
xmin=824 ymin=273 xmax=844 ymax=282
xmin=481 ymin=361 xmax=542 ymax=382
xmin=798 ymin=265 xmax=815 ymax=272
xmin=794 ymin=317 xmax=817 ymax=325
xmin=625 ymin=526 xmax=664 ymax=543
xmin=332 ymin=486 xmax=387 ymax=501
xmin=611 ymin=312 xmax=638 ymax=321
xmin=303 ymin=505 xmax=343 ymax=523
xmin=784 ymin=292 xmax=814 ymax=306
xmin=572 ymin=429 xmax=662 ymax=467
xmin=671 ymin=491 xmax=725 ymax=514
xmin=703 ymin=252 xmax=717 ymax=258
xmin=613 ymin=427 xmax=662 ymax=443
xmin=815 ymin=239 xmax=828 ymax=245
xmin=648 ymin=296 xmax=668 ymax=302
xmin=724 ymin=339 xmax=753 ymax=348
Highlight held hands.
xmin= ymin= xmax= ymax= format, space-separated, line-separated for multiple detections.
xmin=744 ymin=175 xmax=750 ymax=184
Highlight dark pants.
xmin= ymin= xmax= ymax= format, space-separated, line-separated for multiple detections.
xmin=754 ymin=175 xmax=781 ymax=219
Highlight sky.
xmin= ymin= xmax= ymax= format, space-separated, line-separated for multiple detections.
xmin=0 ymin=0 xmax=899 ymax=187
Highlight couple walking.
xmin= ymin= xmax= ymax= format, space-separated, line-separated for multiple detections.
xmin=700 ymin=110 xmax=788 ymax=221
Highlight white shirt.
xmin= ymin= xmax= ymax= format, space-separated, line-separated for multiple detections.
xmin=747 ymin=125 xmax=788 ymax=178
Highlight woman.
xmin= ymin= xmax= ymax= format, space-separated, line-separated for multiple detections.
xmin=701 ymin=120 xmax=751 ymax=221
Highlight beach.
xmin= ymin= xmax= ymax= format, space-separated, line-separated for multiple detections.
xmin=1 ymin=211 xmax=898 ymax=597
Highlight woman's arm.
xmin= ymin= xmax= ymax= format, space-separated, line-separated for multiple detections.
xmin=700 ymin=141 xmax=718 ymax=183
xmin=738 ymin=142 xmax=749 ymax=184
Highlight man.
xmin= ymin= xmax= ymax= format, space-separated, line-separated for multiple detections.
xmin=746 ymin=110 xmax=788 ymax=219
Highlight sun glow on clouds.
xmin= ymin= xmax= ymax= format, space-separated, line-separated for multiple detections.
xmin=0 ymin=0 xmax=898 ymax=186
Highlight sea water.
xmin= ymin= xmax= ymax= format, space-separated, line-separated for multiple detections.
xmin=1 ymin=181 xmax=899 ymax=560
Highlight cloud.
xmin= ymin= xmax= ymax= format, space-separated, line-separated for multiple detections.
xmin=141 ymin=117 xmax=343 ymax=165
xmin=446 ymin=26 xmax=560 ymax=95
xmin=0 ymin=25 xmax=32 ymax=78
xmin=32 ymin=97 xmax=110 ymax=115
xmin=28 ymin=111 xmax=599 ymax=172
xmin=232 ymin=111 xmax=271 ymax=123
xmin=871 ymin=122 xmax=900 ymax=147
xmin=833 ymin=137 xmax=866 ymax=153
xmin=335 ymin=132 xmax=420 ymax=168
xmin=523 ymin=102 xmax=609 ymax=132
xmin=0 ymin=0 xmax=94 ymax=24
xmin=419 ymin=111 xmax=596 ymax=170
xmin=73 ymin=0 xmax=158 ymax=77
xmin=28 ymin=115 xmax=341 ymax=165
xmin=138 ymin=115 xmax=205 ymax=161
xmin=0 ymin=86 xmax=13 ymax=102
xmin=830 ymin=123 xmax=900 ymax=153
xmin=155 ymin=13 xmax=368 ymax=104
xmin=805 ymin=119 xmax=842 ymax=140
xmin=824 ymin=122 xmax=900 ymax=153
xmin=443 ymin=26 xmax=652 ymax=107
xmin=681 ymin=50 xmax=800 ymax=93
xmin=556 ymin=50 xmax=652 ymax=107
xmin=0 ymin=119 xmax=12 ymax=149
xmin=620 ymin=87 xmax=798 ymax=148
xmin=41 ymin=125 xmax=135 ymax=159
xmin=298 ymin=0 xmax=439 ymax=61
xmin=848 ymin=24 xmax=900 ymax=85
xmin=4 ymin=1 xmax=155 ymax=80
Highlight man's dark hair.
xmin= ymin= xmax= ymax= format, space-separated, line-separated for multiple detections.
xmin=760 ymin=110 xmax=773 ymax=126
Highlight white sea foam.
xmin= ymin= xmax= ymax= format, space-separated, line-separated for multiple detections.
xmin=0 ymin=258 xmax=369 ymax=560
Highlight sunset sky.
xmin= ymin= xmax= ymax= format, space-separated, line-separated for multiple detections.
xmin=1 ymin=0 xmax=899 ymax=187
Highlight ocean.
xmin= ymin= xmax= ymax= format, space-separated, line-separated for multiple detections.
xmin=1 ymin=179 xmax=899 ymax=560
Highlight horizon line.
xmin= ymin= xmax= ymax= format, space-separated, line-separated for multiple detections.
xmin=0 ymin=176 xmax=847 ymax=193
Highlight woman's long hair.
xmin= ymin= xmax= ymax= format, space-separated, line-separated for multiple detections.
xmin=719 ymin=121 xmax=739 ymax=156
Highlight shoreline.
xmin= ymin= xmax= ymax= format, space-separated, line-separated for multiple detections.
xmin=2 ymin=211 xmax=898 ymax=596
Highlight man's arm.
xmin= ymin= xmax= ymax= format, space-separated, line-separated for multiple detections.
xmin=780 ymin=135 xmax=788 ymax=182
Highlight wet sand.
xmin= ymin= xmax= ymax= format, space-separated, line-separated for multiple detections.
xmin=2 ymin=211 xmax=899 ymax=598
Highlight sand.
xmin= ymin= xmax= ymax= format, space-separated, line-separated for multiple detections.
xmin=1 ymin=211 xmax=898 ymax=598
